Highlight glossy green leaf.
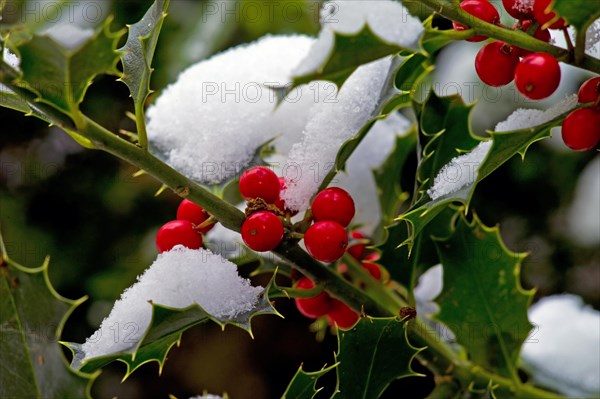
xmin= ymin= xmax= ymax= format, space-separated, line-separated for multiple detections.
xmin=0 ymin=235 xmax=94 ymax=399
xmin=16 ymin=18 xmax=123 ymax=117
xmin=119 ymin=0 xmax=169 ymax=112
xmin=65 ymin=277 xmax=279 ymax=377
xmin=553 ymin=0 xmax=600 ymax=32
xmin=282 ymin=364 xmax=337 ymax=399
xmin=433 ymin=215 xmax=533 ymax=379
xmin=335 ymin=318 xmax=422 ymax=398
xmin=291 ymin=25 xmax=407 ymax=91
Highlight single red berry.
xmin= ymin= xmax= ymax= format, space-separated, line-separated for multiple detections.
xmin=176 ymin=199 xmax=214 ymax=234
xmin=294 ymin=277 xmax=333 ymax=318
xmin=239 ymin=166 xmax=280 ymax=203
xmin=311 ymin=187 xmax=355 ymax=227
xmin=362 ymin=262 xmax=382 ymax=281
xmin=503 ymin=0 xmax=534 ymax=20
xmin=452 ymin=0 xmax=500 ymax=42
xmin=241 ymin=211 xmax=284 ymax=252
xmin=363 ymin=251 xmax=381 ymax=262
xmin=475 ymin=42 xmax=520 ymax=87
xmin=578 ymin=77 xmax=600 ymax=104
xmin=533 ymin=0 xmax=566 ymax=29
xmin=561 ymin=109 xmax=600 ymax=151
xmin=304 ymin=221 xmax=348 ymax=263
xmin=515 ymin=20 xmax=551 ymax=57
xmin=327 ymin=299 xmax=360 ymax=330
xmin=156 ymin=220 xmax=203 ymax=253
xmin=347 ymin=230 xmax=367 ymax=260
xmin=515 ymin=53 xmax=561 ymax=100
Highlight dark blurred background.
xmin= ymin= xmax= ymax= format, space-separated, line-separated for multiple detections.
xmin=0 ymin=1 xmax=598 ymax=398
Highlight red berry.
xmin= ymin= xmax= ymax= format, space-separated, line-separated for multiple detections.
xmin=156 ymin=220 xmax=203 ymax=253
xmin=304 ymin=221 xmax=348 ymax=263
xmin=347 ymin=230 xmax=367 ymax=260
xmin=294 ymin=277 xmax=333 ymax=318
xmin=533 ymin=0 xmax=566 ymax=29
xmin=561 ymin=109 xmax=600 ymax=151
xmin=176 ymin=199 xmax=214 ymax=234
xmin=452 ymin=0 xmax=500 ymax=42
xmin=515 ymin=53 xmax=561 ymax=100
xmin=475 ymin=42 xmax=520 ymax=87
xmin=503 ymin=0 xmax=534 ymax=20
xmin=362 ymin=262 xmax=382 ymax=281
xmin=515 ymin=20 xmax=551 ymax=57
xmin=363 ymin=251 xmax=381 ymax=262
xmin=327 ymin=299 xmax=360 ymax=330
xmin=239 ymin=166 xmax=280 ymax=203
xmin=578 ymin=77 xmax=600 ymax=104
xmin=241 ymin=211 xmax=284 ymax=252
xmin=311 ymin=187 xmax=355 ymax=227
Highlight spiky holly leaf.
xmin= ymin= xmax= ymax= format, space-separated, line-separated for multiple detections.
xmin=119 ymin=0 xmax=169 ymax=115
xmin=0 ymin=236 xmax=94 ymax=399
xmin=335 ymin=318 xmax=422 ymax=398
xmin=65 ymin=277 xmax=279 ymax=377
xmin=419 ymin=15 xmax=473 ymax=55
xmin=291 ymin=25 xmax=408 ymax=91
xmin=282 ymin=364 xmax=337 ymax=399
xmin=433 ymin=216 xmax=533 ymax=378
xmin=397 ymin=92 xmax=572 ymax=249
xmin=553 ymin=0 xmax=600 ymax=32
xmin=15 ymin=18 xmax=123 ymax=118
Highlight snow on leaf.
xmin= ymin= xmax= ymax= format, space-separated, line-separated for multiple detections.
xmin=66 ymin=246 xmax=278 ymax=376
xmin=0 ymin=234 xmax=94 ymax=399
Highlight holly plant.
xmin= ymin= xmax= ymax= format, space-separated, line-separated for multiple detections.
xmin=1 ymin=0 xmax=599 ymax=398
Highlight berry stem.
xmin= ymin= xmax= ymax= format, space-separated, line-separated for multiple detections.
xmin=194 ymin=216 xmax=216 ymax=231
xmin=562 ymin=27 xmax=575 ymax=54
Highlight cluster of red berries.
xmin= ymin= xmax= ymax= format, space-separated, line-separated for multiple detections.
xmin=562 ymin=77 xmax=600 ymax=151
xmin=155 ymin=199 xmax=215 ymax=253
xmin=294 ymin=232 xmax=387 ymax=330
xmin=454 ymin=0 xmax=565 ymax=100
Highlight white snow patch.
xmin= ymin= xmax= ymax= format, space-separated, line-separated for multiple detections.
xmin=586 ymin=19 xmax=600 ymax=56
xmin=146 ymin=35 xmax=316 ymax=184
xmin=281 ymin=58 xmax=393 ymax=211
xmin=427 ymin=141 xmax=492 ymax=200
xmin=566 ymin=156 xmax=600 ymax=247
xmin=81 ymin=247 xmax=263 ymax=360
xmin=1 ymin=48 xmax=20 ymax=93
xmin=414 ymin=264 xmax=443 ymax=316
xmin=521 ymin=295 xmax=600 ymax=397
xmin=334 ymin=112 xmax=412 ymax=233
xmin=293 ymin=0 xmax=423 ymax=76
xmin=494 ymin=94 xmax=578 ymax=132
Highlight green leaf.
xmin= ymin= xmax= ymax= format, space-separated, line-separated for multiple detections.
xmin=118 ymin=0 xmax=169 ymax=114
xmin=15 ymin=18 xmax=123 ymax=118
xmin=335 ymin=318 xmax=422 ymax=398
xmin=65 ymin=277 xmax=280 ymax=377
xmin=419 ymin=15 xmax=473 ymax=55
xmin=282 ymin=364 xmax=337 ymax=399
xmin=0 ymin=235 xmax=95 ymax=399
xmin=433 ymin=215 xmax=533 ymax=379
xmin=553 ymin=0 xmax=600 ymax=32
xmin=291 ymin=25 xmax=409 ymax=91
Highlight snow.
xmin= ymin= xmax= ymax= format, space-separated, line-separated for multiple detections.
xmin=494 ymin=94 xmax=578 ymax=132
xmin=586 ymin=19 xmax=600 ymax=56
xmin=293 ymin=0 xmax=423 ymax=76
xmin=334 ymin=112 xmax=412 ymax=233
xmin=566 ymin=156 xmax=600 ymax=247
xmin=414 ymin=264 xmax=443 ymax=316
xmin=426 ymin=141 xmax=492 ymax=200
xmin=81 ymin=247 xmax=263 ymax=360
xmin=146 ymin=35 xmax=316 ymax=184
xmin=1 ymin=48 xmax=20 ymax=93
xmin=521 ymin=295 xmax=600 ymax=397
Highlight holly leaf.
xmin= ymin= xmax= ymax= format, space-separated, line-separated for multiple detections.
xmin=419 ymin=15 xmax=473 ymax=55
xmin=0 ymin=235 xmax=95 ymax=399
xmin=553 ymin=0 xmax=600 ymax=32
xmin=291 ymin=25 xmax=408 ymax=91
xmin=15 ymin=18 xmax=123 ymax=117
xmin=118 ymin=0 xmax=169 ymax=115
xmin=64 ymin=277 xmax=279 ymax=377
xmin=433 ymin=215 xmax=533 ymax=378
xmin=282 ymin=364 xmax=337 ymax=399
xmin=335 ymin=318 xmax=422 ymax=398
